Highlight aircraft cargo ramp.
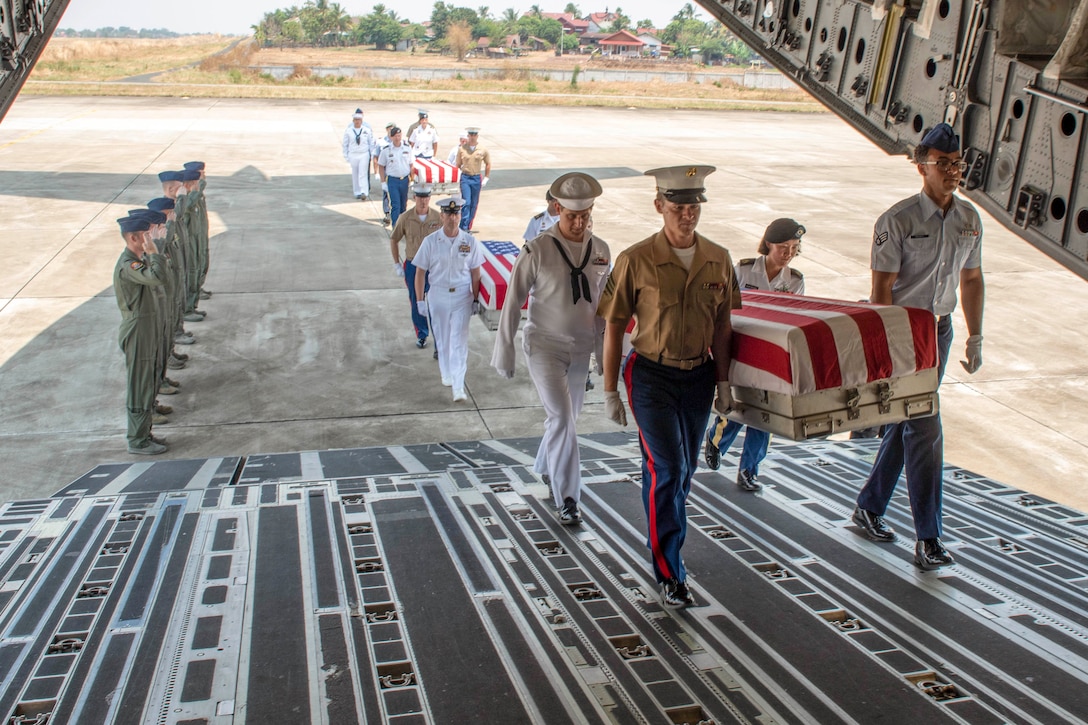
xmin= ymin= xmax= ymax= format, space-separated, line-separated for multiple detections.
xmin=1 ymin=434 xmax=1086 ymax=724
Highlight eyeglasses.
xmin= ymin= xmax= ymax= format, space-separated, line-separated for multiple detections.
xmin=921 ymin=158 xmax=968 ymax=173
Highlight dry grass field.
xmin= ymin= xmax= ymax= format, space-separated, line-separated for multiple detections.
xmin=26 ymin=36 xmax=821 ymax=111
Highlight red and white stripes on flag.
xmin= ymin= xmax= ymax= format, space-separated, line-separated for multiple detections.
xmin=730 ymin=291 xmax=937 ymax=396
xmin=411 ymin=158 xmax=460 ymax=185
xmin=479 ymin=241 xmax=527 ymax=312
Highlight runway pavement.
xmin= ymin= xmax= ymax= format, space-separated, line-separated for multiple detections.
xmin=0 ymin=95 xmax=1085 ymax=511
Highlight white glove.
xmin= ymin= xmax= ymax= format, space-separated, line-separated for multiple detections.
xmin=482 ymin=176 xmax=490 ymax=187
xmin=381 ymin=181 xmax=389 ymax=192
xmin=496 ymin=368 xmax=514 ymax=379
xmin=471 ymin=300 xmax=482 ymax=316
xmin=393 ymin=262 xmax=404 ymax=278
xmin=713 ymin=381 xmax=736 ymax=416
xmin=961 ymin=334 xmax=983 ymax=374
xmin=416 ymin=300 xmax=427 ymax=317
xmin=604 ymin=391 xmax=627 ymax=426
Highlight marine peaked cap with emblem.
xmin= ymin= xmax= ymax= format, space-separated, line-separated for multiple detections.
xmin=549 ymin=172 xmax=603 ymax=212
xmin=438 ymin=196 xmax=465 ymax=213
xmin=644 ymin=165 xmax=716 ymax=204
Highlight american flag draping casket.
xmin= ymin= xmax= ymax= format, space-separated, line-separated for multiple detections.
xmin=411 ymin=158 xmax=460 ymax=187
xmin=725 ymin=291 xmax=940 ymax=439
xmin=477 ymin=241 xmax=528 ymax=331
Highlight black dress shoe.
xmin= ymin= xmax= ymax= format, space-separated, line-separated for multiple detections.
xmin=737 ymin=469 xmax=761 ymax=491
xmin=661 ymin=578 xmax=695 ymax=608
xmin=851 ymin=506 xmax=896 ymax=542
xmin=704 ymin=431 xmax=721 ymax=470
xmin=914 ymin=538 xmax=954 ymax=570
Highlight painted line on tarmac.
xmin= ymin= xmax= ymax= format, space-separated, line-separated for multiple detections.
xmin=0 ymin=108 xmax=99 ymax=150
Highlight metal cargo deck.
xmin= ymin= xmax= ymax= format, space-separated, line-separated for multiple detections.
xmin=1 ymin=434 xmax=1087 ymax=723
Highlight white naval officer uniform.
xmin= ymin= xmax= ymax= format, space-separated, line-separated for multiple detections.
xmin=735 ymin=255 xmax=805 ymax=294
xmin=523 ymin=209 xmax=560 ymax=243
xmin=342 ymin=121 xmax=376 ymax=198
xmin=409 ymin=125 xmax=439 ymax=158
xmin=491 ymin=226 xmax=611 ymax=506
xmin=413 ymin=227 xmax=484 ymax=396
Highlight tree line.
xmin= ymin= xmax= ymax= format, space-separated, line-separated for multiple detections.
xmin=253 ymin=0 xmax=751 ymax=62
xmin=53 ymin=28 xmax=190 ymax=39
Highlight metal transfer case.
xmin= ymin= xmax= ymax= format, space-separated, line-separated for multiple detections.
xmin=725 ymin=291 xmax=940 ymax=440
xmin=729 ymin=367 xmax=939 ymax=439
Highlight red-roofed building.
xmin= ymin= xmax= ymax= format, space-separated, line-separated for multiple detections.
xmin=542 ymin=12 xmax=589 ymax=34
xmin=597 ymin=29 xmax=644 ymax=57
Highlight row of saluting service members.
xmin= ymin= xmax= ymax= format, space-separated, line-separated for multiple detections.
xmin=386 ymin=123 xmax=984 ymax=609
xmin=112 ymin=163 xmax=212 ymax=457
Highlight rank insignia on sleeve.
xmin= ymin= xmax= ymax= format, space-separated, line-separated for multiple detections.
xmin=875 ymin=231 xmax=889 ymax=246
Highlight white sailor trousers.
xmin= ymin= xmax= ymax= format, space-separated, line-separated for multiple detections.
xmin=348 ymin=154 xmax=371 ymax=197
xmin=428 ymin=287 xmax=474 ymax=391
xmin=526 ymin=343 xmax=591 ymax=506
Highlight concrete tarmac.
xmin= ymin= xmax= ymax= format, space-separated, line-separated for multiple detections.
xmin=1 ymin=96 xmax=1086 ymax=511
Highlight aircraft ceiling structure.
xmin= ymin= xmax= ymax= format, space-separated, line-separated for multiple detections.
xmin=0 ymin=0 xmax=68 ymax=123
xmin=697 ymin=0 xmax=1088 ymax=280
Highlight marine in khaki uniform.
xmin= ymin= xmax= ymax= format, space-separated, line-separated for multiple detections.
xmin=390 ymin=183 xmax=442 ymax=348
xmin=596 ymin=165 xmax=742 ymax=609
xmin=114 ymin=216 xmax=169 ymax=455
xmin=455 ymin=127 xmax=491 ymax=231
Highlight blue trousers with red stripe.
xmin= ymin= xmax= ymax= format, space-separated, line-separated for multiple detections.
xmin=624 ymin=353 xmax=716 ymax=584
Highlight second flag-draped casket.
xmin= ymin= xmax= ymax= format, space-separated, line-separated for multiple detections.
xmin=477 ymin=241 xmax=527 ymax=331
xmin=412 ymin=158 xmax=460 ymax=195
xmin=726 ymin=291 xmax=940 ymax=439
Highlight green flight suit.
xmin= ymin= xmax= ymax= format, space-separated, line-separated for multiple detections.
xmin=114 ymin=248 xmax=167 ymax=447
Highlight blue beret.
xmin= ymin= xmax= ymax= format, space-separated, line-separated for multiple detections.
xmin=921 ymin=123 xmax=960 ymax=153
xmin=117 ymin=216 xmax=151 ymax=233
xmin=158 ymin=170 xmax=183 ymax=183
xmin=180 ymin=170 xmax=201 ymax=181
xmin=128 ymin=209 xmax=167 ymax=224
xmin=183 ymin=161 xmax=205 ymax=171
xmin=147 ymin=197 xmax=175 ymax=211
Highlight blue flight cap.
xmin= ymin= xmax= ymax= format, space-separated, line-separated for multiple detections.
xmin=147 ymin=197 xmax=175 ymax=211
xmin=117 ymin=216 xmax=151 ymax=233
xmin=128 ymin=209 xmax=167 ymax=224
xmin=180 ymin=169 xmax=201 ymax=182
xmin=921 ymin=123 xmax=960 ymax=153
xmin=183 ymin=161 xmax=205 ymax=171
xmin=158 ymin=170 xmax=184 ymax=183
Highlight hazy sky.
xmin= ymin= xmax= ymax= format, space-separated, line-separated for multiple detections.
xmin=59 ymin=0 xmax=696 ymax=35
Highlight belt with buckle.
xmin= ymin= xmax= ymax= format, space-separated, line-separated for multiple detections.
xmin=654 ymin=353 xmax=710 ymax=370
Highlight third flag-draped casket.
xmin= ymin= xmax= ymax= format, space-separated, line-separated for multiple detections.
xmin=726 ymin=291 xmax=940 ymax=439
xmin=477 ymin=241 xmax=527 ymax=331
